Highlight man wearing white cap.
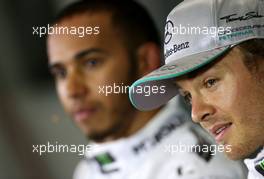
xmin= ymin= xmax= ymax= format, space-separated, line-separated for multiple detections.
xmin=47 ymin=0 xmax=246 ymax=178
xmin=129 ymin=0 xmax=264 ymax=178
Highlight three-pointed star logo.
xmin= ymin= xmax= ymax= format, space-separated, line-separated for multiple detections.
xmin=164 ymin=20 xmax=174 ymax=44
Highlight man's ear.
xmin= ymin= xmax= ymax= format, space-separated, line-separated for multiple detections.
xmin=136 ymin=42 xmax=161 ymax=76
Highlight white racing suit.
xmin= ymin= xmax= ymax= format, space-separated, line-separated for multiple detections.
xmin=244 ymin=148 xmax=264 ymax=179
xmin=74 ymin=99 xmax=246 ymax=179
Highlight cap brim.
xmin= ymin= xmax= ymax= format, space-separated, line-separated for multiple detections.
xmin=129 ymin=46 xmax=231 ymax=111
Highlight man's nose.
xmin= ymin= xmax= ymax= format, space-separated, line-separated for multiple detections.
xmin=66 ymin=71 xmax=87 ymax=99
xmin=191 ymin=96 xmax=215 ymax=123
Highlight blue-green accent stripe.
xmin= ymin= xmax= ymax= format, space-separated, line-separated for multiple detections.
xmin=129 ymin=47 xmax=231 ymax=109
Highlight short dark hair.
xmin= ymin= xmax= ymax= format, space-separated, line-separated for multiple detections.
xmin=51 ymin=0 xmax=161 ymax=54
xmin=237 ymin=39 xmax=264 ymax=73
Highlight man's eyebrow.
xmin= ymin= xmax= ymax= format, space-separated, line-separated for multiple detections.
xmin=74 ymin=48 xmax=107 ymax=60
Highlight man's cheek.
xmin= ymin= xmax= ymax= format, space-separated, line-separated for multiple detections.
xmin=200 ymin=124 xmax=211 ymax=135
xmin=56 ymin=82 xmax=67 ymax=99
xmin=57 ymin=86 xmax=71 ymax=113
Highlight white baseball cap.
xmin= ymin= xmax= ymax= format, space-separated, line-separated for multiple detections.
xmin=129 ymin=0 xmax=264 ymax=111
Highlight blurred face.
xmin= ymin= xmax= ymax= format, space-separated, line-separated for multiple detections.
xmin=47 ymin=13 xmax=138 ymax=141
xmin=175 ymin=47 xmax=264 ymax=160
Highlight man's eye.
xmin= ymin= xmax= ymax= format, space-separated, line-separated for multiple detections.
xmin=84 ymin=58 xmax=101 ymax=68
xmin=51 ymin=68 xmax=67 ymax=79
xmin=204 ymin=78 xmax=218 ymax=88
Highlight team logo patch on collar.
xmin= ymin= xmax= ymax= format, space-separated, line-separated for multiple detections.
xmin=94 ymin=152 xmax=119 ymax=174
xmin=255 ymin=158 xmax=264 ymax=176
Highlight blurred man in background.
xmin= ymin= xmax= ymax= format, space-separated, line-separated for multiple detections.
xmin=47 ymin=0 xmax=245 ymax=178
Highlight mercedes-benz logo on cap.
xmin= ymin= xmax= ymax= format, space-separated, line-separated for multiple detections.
xmin=164 ymin=20 xmax=174 ymax=45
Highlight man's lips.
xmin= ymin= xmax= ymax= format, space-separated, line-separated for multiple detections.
xmin=209 ymin=122 xmax=232 ymax=143
xmin=73 ymin=108 xmax=97 ymax=122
